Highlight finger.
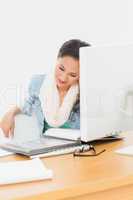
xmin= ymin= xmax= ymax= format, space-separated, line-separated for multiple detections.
xmin=10 ymin=123 xmax=15 ymax=138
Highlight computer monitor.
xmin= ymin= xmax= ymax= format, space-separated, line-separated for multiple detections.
xmin=80 ymin=44 xmax=133 ymax=142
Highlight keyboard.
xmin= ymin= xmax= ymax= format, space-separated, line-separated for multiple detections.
xmin=30 ymin=144 xmax=90 ymax=158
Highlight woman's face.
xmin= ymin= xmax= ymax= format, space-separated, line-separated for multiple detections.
xmin=55 ymin=56 xmax=79 ymax=91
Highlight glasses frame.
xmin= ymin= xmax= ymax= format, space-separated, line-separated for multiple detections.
xmin=73 ymin=144 xmax=106 ymax=157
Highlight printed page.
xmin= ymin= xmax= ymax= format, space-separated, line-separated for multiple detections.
xmin=45 ymin=128 xmax=81 ymax=141
xmin=0 ymin=158 xmax=53 ymax=185
xmin=0 ymin=128 xmax=14 ymax=157
xmin=115 ymin=145 xmax=133 ymax=156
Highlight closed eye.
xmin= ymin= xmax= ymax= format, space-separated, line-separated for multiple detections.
xmin=59 ymin=66 xmax=65 ymax=71
xmin=70 ymin=74 xmax=77 ymax=78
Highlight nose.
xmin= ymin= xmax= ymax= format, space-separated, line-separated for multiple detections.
xmin=61 ymin=73 xmax=68 ymax=82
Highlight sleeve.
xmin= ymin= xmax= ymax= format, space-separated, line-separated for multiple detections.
xmin=72 ymin=111 xmax=80 ymax=129
xmin=19 ymin=74 xmax=46 ymax=116
xmin=68 ymin=103 xmax=80 ymax=129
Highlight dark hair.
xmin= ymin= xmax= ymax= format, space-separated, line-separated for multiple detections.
xmin=57 ymin=39 xmax=91 ymax=59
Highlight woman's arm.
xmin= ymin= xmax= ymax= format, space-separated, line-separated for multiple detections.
xmin=0 ymin=74 xmax=45 ymax=137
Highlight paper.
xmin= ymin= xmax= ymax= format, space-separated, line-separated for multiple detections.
xmin=13 ymin=113 xmax=41 ymax=142
xmin=0 ymin=128 xmax=14 ymax=157
xmin=0 ymin=128 xmax=11 ymax=143
xmin=0 ymin=158 xmax=53 ymax=185
xmin=0 ymin=149 xmax=13 ymax=157
xmin=115 ymin=145 xmax=133 ymax=156
xmin=45 ymin=128 xmax=81 ymax=141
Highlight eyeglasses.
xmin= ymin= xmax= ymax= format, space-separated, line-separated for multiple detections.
xmin=73 ymin=145 xmax=106 ymax=157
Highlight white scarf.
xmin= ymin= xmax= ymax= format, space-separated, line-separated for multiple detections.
xmin=40 ymin=74 xmax=79 ymax=127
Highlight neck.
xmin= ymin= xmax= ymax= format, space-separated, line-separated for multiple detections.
xmin=57 ymin=85 xmax=69 ymax=94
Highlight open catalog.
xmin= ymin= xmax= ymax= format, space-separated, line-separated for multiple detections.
xmin=0 ymin=114 xmax=90 ymax=157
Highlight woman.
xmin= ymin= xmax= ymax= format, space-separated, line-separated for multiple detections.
xmin=0 ymin=39 xmax=90 ymax=137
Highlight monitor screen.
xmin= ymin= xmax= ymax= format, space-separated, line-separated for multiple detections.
xmin=80 ymin=44 xmax=133 ymax=142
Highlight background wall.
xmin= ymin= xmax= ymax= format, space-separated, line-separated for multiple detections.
xmin=0 ymin=0 xmax=132 ymax=116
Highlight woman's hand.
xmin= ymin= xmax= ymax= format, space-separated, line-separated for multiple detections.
xmin=0 ymin=111 xmax=15 ymax=137
xmin=0 ymin=107 xmax=21 ymax=137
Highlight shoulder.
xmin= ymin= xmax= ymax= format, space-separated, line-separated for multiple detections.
xmin=28 ymin=74 xmax=47 ymax=96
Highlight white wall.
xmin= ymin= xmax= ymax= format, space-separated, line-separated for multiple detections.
xmin=0 ymin=0 xmax=132 ymax=115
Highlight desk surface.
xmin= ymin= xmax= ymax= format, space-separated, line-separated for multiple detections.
xmin=1 ymin=132 xmax=133 ymax=200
